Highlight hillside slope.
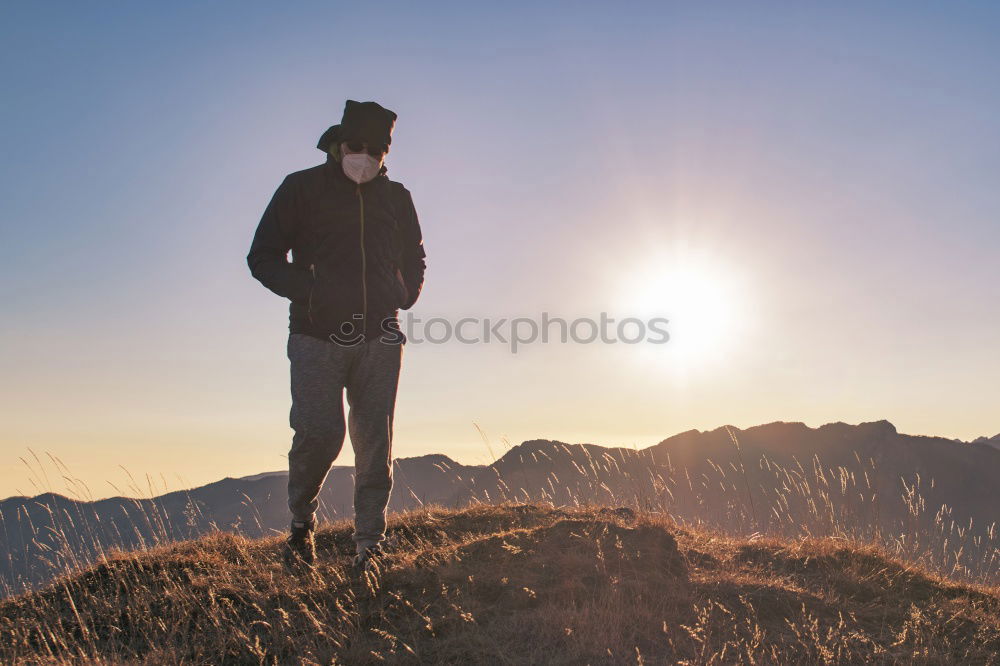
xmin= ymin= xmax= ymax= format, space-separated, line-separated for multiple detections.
xmin=6 ymin=420 xmax=1000 ymax=597
xmin=2 ymin=504 xmax=999 ymax=664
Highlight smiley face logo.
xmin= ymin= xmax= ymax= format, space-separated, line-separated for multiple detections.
xmin=327 ymin=314 xmax=365 ymax=347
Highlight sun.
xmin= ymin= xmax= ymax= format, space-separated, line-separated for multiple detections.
xmin=618 ymin=251 xmax=746 ymax=365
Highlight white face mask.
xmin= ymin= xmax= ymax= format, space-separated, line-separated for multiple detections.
xmin=341 ymin=151 xmax=382 ymax=184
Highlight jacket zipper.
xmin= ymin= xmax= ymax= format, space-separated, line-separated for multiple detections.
xmin=357 ymin=183 xmax=367 ymax=333
xmin=309 ymin=184 xmax=367 ymax=335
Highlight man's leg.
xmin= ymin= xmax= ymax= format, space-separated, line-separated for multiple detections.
xmin=345 ymin=338 xmax=403 ymax=554
xmin=287 ymin=333 xmax=352 ymax=524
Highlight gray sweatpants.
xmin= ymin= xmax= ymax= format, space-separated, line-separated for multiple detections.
xmin=286 ymin=332 xmax=402 ymax=553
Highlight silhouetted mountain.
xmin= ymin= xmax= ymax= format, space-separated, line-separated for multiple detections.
xmin=3 ymin=420 xmax=998 ymax=597
xmin=970 ymin=433 xmax=1000 ymax=450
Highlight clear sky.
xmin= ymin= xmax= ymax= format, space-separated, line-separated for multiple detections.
xmin=2 ymin=3 xmax=998 ymax=500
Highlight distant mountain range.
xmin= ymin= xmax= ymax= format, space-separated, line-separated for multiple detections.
xmin=3 ymin=420 xmax=999 ymax=597
xmin=966 ymin=434 xmax=1000 ymax=449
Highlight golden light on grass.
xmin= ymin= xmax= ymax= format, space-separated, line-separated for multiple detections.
xmin=5 ymin=429 xmax=1000 ymax=663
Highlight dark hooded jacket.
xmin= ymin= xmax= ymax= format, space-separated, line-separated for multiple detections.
xmin=247 ymin=151 xmax=426 ymax=343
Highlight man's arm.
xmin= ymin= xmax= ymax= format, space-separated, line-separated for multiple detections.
xmin=397 ymin=186 xmax=427 ymax=310
xmin=247 ymin=175 xmax=313 ymax=302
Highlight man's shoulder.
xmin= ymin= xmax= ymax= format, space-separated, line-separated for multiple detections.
xmin=284 ymin=162 xmax=328 ymax=184
xmin=382 ymin=175 xmax=412 ymax=199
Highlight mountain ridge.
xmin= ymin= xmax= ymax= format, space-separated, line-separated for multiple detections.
xmin=0 ymin=419 xmax=975 ymax=506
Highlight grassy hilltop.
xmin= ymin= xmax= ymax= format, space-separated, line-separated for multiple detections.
xmin=7 ymin=421 xmax=1000 ymax=599
xmin=2 ymin=503 xmax=999 ymax=665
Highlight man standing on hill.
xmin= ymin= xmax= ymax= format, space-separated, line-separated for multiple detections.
xmin=247 ymin=100 xmax=427 ymax=573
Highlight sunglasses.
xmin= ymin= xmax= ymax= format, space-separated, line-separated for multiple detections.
xmin=343 ymin=140 xmax=388 ymax=157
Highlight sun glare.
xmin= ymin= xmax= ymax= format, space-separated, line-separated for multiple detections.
xmin=619 ymin=250 xmax=747 ymax=367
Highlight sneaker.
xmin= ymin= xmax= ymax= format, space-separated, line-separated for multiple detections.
xmin=352 ymin=543 xmax=386 ymax=576
xmin=282 ymin=519 xmax=316 ymax=568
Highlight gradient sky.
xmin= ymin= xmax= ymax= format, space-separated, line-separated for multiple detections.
xmin=2 ymin=3 xmax=998 ymax=500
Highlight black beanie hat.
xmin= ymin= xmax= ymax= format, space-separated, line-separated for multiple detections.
xmin=316 ymin=100 xmax=397 ymax=153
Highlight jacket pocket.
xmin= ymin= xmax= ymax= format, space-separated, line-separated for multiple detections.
xmin=308 ymin=262 xmax=364 ymax=331
xmin=394 ymin=268 xmax=410 ymax=309
xmin=307 ymin=264 xmax=317 ymax=326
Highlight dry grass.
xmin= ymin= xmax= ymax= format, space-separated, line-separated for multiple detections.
xmin=4 ymin=428 xmax=1000 ymax=663
xmin=2 ymin=502 xmax=999 ymax=665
